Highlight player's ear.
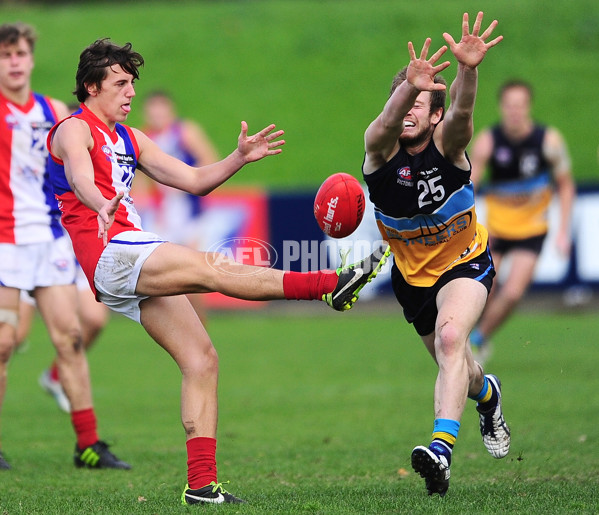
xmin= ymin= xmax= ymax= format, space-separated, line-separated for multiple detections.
xmin=431 ymin=107 xmax=444 ymax=125
xmin=85 ymin=82 xmax=99 ymax=97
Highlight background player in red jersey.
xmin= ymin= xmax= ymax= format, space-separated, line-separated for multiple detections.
xmin=47 ymin=38 xmax=389 ymax=504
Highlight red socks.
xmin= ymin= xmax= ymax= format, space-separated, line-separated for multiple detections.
xmin=50 ymin=362 xmax=59 ymax=382
xmin=71 ymin=408 xmax=99 ymax=450
xmin=187 ymin=437 xmax=217 ymax=489
xmin=283 ymin=270 xmax=338 ymax=300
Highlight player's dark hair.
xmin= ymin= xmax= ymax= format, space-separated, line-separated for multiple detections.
xmin=74 ymin=38 xmax=144 ymax=102
xmin=0 ymin=22 xmax=37 ymax=52
xmin=390 ymin=66 xmax=447 ymax=121
xmin=498 ymin=79 xmax=534 ymax=102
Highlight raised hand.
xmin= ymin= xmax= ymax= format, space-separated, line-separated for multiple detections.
xmin=406 ymin=37 xmax=451 ymax=92
xmin=443 ymin=11 xmax=503 ymax=69
xmin=237 ymin=121 xmax=285 ymax=164
xmin=97 ymin=191 xmax=124 ymax=246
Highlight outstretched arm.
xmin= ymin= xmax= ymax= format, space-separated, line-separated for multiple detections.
xmin=363 ymin=38 xmax=450 ymax=174
xmin=135 ymin=121 xmax=284 ymax=195
xmin=437 ymin=12 xmax=503 ymax=166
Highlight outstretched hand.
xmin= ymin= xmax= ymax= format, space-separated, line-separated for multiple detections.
xmin=443 ymin=11 xmax=503 ymax=69
xmin=238 ymin=121 xmax=285 ymax=164
xmin=406 ymin=38 xmax=451 ymax=91
xmin=97 ymin=192 xmax=124 ymax=246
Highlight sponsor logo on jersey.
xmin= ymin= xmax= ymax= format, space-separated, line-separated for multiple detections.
xmin=30 ymin=121 xmax=54 ymax=130
xmin=519 ymin=152 xmax=540 ymax=178
xmin=418 ymin=167 xmax=439 ymax=177
xmin=115 ymin=152 xmax=135 ymax=166
xmin=384 ymin=212 xmax=472 ymax=247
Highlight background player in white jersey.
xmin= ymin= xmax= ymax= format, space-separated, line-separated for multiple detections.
xmin=16 ymin=100 xmax=111 ymax=413
xmin=137 ymin=90 xmax=221 ymax=322
xmin=140 ymin=89 xmax=219 ymax=241
xmin=0 ymin=22 xmax=128 ymax=470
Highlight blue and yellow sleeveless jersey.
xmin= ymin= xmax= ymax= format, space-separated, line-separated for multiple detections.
xmin=363 ymin=140 xmax=488 ymax=287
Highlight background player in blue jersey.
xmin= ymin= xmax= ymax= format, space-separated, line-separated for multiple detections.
xmin=362 ymin=12 xmax=509 ymax=496
xmin=469 ymin=80 xmax=575 ymax=363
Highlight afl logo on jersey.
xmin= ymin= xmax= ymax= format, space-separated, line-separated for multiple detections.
xmin=397 ymin=166 xmax=413 ymax=186
xmin=4 ymin=114 xmax=18 ymax=130
xmin=101 ymin=145 xmax=114 ymax=161
xmin=495 ymin=146 xmax=512 ymax=166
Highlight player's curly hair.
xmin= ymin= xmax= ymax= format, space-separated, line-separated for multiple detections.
xmin=389 ymin=66 xmax=447 ymax=121
xmin=74 ymin=38 xmax=144 ymax=102
xmin=0 ymin=22 xmax=37 ymax=52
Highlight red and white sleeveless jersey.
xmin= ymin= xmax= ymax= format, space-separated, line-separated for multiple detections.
xmin=47 ymin=104 xmax=142 ymax=292
xmin=0 ymin=91 xmax=64 ymax=243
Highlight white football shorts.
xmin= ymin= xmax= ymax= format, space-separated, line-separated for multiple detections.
xmin=0 ymin=236 xmax=76 ymax=292
xmin=94 ymin=231 xmax=165 ymax=323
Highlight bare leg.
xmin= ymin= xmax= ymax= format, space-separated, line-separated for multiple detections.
xmin=35 ymin=285 xmax=92 ymax=411
xmin=421 ymin=278 xmax=488 ymax=421
xmin=16 ymin=299 xmax=36 ymax=349
xmin=186 ymin=293 xmax=209 ymax=327
xmin=137 ymin=243 xmax=285 ymax=299
xmin=0 ymin=287 xmax=20 ymax=448
xmin=77 ymin=286 xmax=109 ymax=350
xmin=139 ymin=295 xmax=218 ymax=440
xmin=478 ymin=250 xmax=538 ymax=340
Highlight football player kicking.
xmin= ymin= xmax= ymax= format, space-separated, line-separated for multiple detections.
xmin=47 ymin=38 xmax=389 ymax=504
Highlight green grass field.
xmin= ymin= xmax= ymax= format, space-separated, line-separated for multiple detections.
xmin=1 ymin=300 xmax=598 ymax=513
xmin=1 ymin=2 xmax=599 ymax=512
xmin=1 ymin=0 xmax=598 ymax=188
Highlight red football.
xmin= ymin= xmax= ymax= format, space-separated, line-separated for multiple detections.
xmin=314 ymin=173 xmax=365 ymax=238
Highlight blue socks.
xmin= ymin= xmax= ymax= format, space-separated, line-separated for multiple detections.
xmin=470 ymin=375 xmax=498 ymax=411
xmin=431 ymin=418 xmax=460 ymax=465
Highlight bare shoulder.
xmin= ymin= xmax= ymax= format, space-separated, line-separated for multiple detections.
xmin=470 ymin=128 xmax=493 ymax=154
xmin=51 ymin=116 xmax=93 ymax=154
xmin=180 ymin=119 xmax=210 ymax=142
xmin=130 ymin=126 xmax=156 ymax=151
xmin=48 ymin=98 xmax=71 ymax=120
xmin=544 ymin=126 xmax=567 ymax=147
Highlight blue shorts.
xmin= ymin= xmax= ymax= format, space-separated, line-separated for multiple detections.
xmin=391 ymin=247 xmax=495 ymax=336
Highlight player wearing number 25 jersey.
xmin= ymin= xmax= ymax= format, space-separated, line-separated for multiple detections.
xmin=362 ymin=14 xmax=509 ymax=499
xmin=364 ymin=138 xmax=489 ymax=288
xmin=48 ymin=103 xmax=143 ymax=295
